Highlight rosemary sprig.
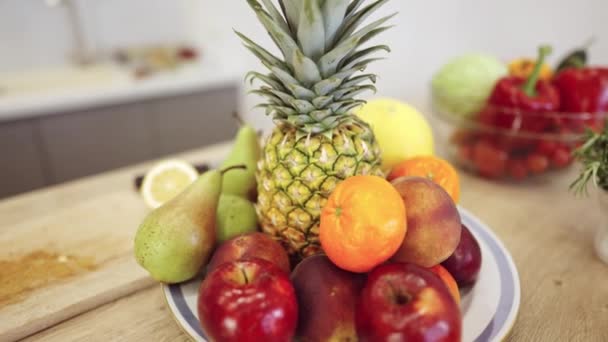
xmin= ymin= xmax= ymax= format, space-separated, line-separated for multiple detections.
xmin=570 ymin=119 xmax=608 ymax=196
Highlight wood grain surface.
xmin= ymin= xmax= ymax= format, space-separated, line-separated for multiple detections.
xmin=0 ymin=144 xmax=228 ymax=341
xmin=20 ymin=287 xmax=188 ymax=342
xmin=2 ymin=142 xmax=608 ymax=341
xmin=0 ymin=184 xmax=154 ymax=341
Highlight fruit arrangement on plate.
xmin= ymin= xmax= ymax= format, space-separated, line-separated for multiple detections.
xmin=133 ymin=1 xmax=491 ymax=341
xmin=136 ymin=153 xmax=484 ymax=342
xmin=432 ymin=42 xmax=608 ymax=181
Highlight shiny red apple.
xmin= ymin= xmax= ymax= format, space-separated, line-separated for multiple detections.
xmin=356 ymin=263 xmax=462 ymax=342
xmin=197 ymin=258 xmax=298 ymax=342
xmin=441 ymin=224 xmax=482 ymax=287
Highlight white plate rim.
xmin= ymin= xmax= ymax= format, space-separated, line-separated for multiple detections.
xmin=162 ymin=207 xmax=521 ymax=342
xmin=460 ymin=207 xmax=521 ymax=341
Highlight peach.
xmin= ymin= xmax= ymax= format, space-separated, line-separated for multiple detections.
xmin=391 ymin=177 xmax=461 ymax=267
xmin=429 ymin=265 xmax=461 ymax=305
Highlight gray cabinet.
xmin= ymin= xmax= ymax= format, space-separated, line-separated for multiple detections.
xmin=38 ymin=102 xmax=156 ymax=184
xmin=151 ymin=87 xmax=239 ymax=155
xmin=0 ymin=85 xmax=239 ymax=199
xmin=0 ymin=120 xmax=47 ymax=198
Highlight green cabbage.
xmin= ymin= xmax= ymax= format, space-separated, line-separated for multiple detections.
xmin=432 ymin=54 xmax=508 ymax=119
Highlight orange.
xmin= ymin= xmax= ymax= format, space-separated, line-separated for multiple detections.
xmin=429 ymin=265 xmax=461 ymax=305
xmin=387 ymin=156 xmax=460 ymax=203
xmin=320 ymin=176 xmax=407 ymax=273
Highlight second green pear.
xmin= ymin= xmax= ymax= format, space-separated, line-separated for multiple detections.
xmin=216 ymin=194 xmax=259 ymax=243
xmin=221 ymin=124 xmax=261 ymax=199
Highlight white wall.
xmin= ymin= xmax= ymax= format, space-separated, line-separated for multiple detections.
xmin=1 ymin=0 xmax=607 ymax=132
xmin=372 ymin=0 xmax=608 ymax=114
xmin=0 ymin=0 xmax=197 ymax=72
xmin=0 ymin=0 xmax=74 ymax=71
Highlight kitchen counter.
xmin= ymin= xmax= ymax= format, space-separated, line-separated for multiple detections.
xmin=1 ymin=141 xmax=607 ymax=341
xmin=0 ymin=54 xmax=242 ymax=123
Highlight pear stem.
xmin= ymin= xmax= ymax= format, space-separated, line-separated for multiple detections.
xmin=220 ymin=165 xmax=247 ymax=175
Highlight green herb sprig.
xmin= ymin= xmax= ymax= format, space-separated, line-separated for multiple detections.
xmin=570 ymin=119 xmax=608 ymax=196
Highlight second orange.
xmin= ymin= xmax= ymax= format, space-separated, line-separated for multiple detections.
xmin=388 ymin=156 xmax=461 ymax=203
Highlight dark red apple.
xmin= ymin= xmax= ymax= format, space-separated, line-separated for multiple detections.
xmin=198 ymin=258 xmax=298 ymax=342
xmin=291 ymin=255 xmax=365 ymax=341
xmin=441 ymin=224 xmax=482 ymax=287
xmin=356 ymin=263 xmax=461 ymax=342
xmin=207 ymin=232 xmax=291 ymax=274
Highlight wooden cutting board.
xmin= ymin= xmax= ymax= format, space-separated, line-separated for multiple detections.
xmin=0 ymin=143 xmax=231 ymax=341
xmin=0 ymin=190 xmax=155 ymax=341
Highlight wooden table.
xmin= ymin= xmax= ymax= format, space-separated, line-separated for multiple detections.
xmin=2 ymin=142 xmax=607 ymax=341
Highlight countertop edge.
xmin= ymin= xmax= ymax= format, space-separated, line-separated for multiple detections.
xmin=0 ymin=61 xmax=244 ymax=123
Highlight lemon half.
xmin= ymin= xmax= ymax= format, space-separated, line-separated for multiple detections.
xmin=140 ymin=159 xmax=199 ymax=209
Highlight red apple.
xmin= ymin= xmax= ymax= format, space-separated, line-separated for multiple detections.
xmin=441 ymin=224 xmax=482 ymax=287
xmin=198 ymin=258 xmax=298 ymax=342
xmin=356 ymin=263 xmax=461 ymax=342
xmin=291 ymin=255 xmax=365 ymax=341
xmin=207 ymin=232 xmax=291 ymax=274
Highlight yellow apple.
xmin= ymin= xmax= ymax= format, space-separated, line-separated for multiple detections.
xmin=356 ymin=98 xmax=434 ymax=172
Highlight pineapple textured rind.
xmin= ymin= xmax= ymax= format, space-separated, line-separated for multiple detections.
xmin=256 ymin=119 xmax=383 ymax=258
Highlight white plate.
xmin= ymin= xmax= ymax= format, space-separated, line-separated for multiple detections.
xmin=163 ymin=207 xmax=520 ymax=342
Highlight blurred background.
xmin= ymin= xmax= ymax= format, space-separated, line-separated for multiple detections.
xmin=1 ymin=0 xmax=607 ymax=199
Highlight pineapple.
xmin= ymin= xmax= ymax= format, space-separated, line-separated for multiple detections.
xmin=239 ymin=0 xmax=395 ymax=259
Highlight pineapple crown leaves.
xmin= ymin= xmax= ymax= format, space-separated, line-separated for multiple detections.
xmin=238 ymin=0 xmax=395 ymax=134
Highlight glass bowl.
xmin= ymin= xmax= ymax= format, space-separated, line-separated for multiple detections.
xmin=596 ymin=189 xmax=608 ymax=264
xmin=431 ymin=98 xmax=607 ymax=181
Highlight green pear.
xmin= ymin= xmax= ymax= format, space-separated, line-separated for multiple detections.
xmin=134 ymin=168 xmax=240 ymax=283
xmin=216 ymin=194 xmax=259 ymax=243
xmin=221 ymin=124 xmax=261 ymax=199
